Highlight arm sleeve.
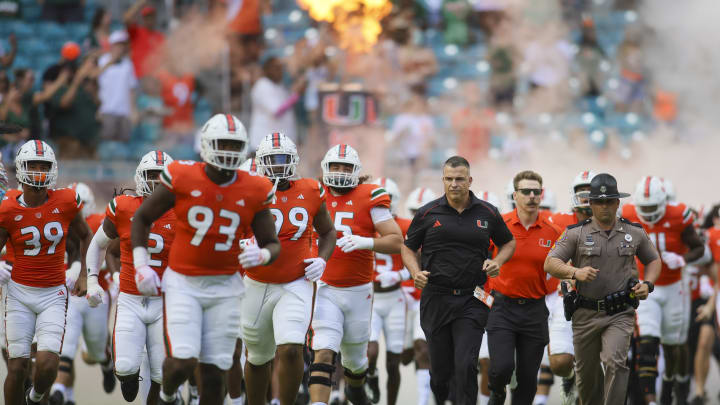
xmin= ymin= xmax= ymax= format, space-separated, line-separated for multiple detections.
xmin=86 ymin=226 xmax=113 ymax=277
xmin=370 ymin=207 xmax=393 ymax=224
xmin=547 ymin=228 xmax=579 ymax=262
xmin=404 ymin=211 xmax=426 ymax=251
xmin=636 ymin=229 xmax=660 ymax=265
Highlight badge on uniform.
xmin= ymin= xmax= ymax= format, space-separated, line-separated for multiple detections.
xmin=477 ymin=220 xmax=488 ymax=229
xmin=625 ymin=234 xmax=632 ymax=242
xmin=474 ymin=287 xmax=494 ymax=308
xmin=585 ymin=235 xmax=594 ymax=246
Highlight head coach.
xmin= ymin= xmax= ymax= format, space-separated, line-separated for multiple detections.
xmin=400 ymin=156 xmax=516 ymax=405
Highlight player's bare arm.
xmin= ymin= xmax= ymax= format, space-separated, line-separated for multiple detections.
xmin=0 ymin=226 xmax=8 ymax=257
xmin=250 ymin=208 xmax=281 ymax=264
xmin=313 ymin=202 xmax=336 ymax=261
xmin=681 ymin=225 xmax=705 ymax=263
xmin=68 ymin=211 xmax=92 ymax=296
xmin=130 ymin=185 xmax=175 ymax=250
xmin=372 ymin=218 xmax=403 ymax=254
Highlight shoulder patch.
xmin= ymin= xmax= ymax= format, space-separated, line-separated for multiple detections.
xmin=567 ymin=218 xmax=592 ymax=229
xmin=370 ymin=187 xmax=388 ymax=201
xmin=619 ymin=217 xmax=643 ymax=228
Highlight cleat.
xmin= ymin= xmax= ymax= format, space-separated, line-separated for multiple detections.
xmin=25 ymin=387 xmax=41 ymax=405
xmin=48 ymin=389 xmax=64 ymax=405
xmin=120 ymin=377 xmax=140 ymax=402
xmin=102 ymin=366 xmax=117 ymax=393
xmin=365 ymin=374 xmax=380 ymax=404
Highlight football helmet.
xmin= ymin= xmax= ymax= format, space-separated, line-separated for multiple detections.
xmin=570 ymin=170 xmax=596 ymax=210
xmin=540 ymin=189 xmax=556 ymax=212
xmin=477 ymin=190 xmax=501 ymax=211
xmin=135 ymin=150 xmax=173 ymax=196
xmin=70 ymin=182 xmax=95 ymax=217
xmin=199 ymin=113 xmax=249 ymax=170
xmin=661 ymin=178 xmax=676 ymax=203
xmin=406 ymin=187 xmax=438 ymax=216
xmin=505 ymin=180 xmax=515 ymax=210
xmin=633 ymin=176 xmax=667 ymax=225
xmin=239 ymin=157 xmax=257 ymax=172
xmin=372 ymin=177 xmax=401 ymax=215
xmin=256 ymin=132 xmax=299 ymax=180
xmin=321 ymin=144 xmax=362 ymax=188
xmin=16 ymin=140 xmax=57 ymax=188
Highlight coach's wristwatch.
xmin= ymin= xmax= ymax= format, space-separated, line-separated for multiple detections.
xmin=643 ymin=281 xmax=654 ymax=293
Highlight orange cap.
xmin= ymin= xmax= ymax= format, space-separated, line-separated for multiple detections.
xmin=61 ymin=42 xmax=81 ymax=61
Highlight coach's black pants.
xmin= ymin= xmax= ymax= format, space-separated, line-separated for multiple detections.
xmin=420 ymin=286 xmax=489 ymax=405
xmin=487 ymin=292 xmax=549 ymax=405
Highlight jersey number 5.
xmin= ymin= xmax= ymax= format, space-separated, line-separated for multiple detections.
xmin=187 ymin=206 xmax=240 ymax=251
xmin=334 ymin=211 xmax=354 ymax=236
xmin=20 ymin=222 xmax=64 ymax=256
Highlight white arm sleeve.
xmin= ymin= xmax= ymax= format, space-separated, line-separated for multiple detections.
xmin=86 ymin=226 xmax=113 ymax=277
xmin=370 ymin=207 xmax=394 ymax=225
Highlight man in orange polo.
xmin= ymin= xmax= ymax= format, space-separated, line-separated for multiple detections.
xmin=486 ymin=170 xmax=563 ymax=405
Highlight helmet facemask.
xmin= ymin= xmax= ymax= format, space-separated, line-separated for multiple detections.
xmin=18 ymin=160 xmax=56 ymax=188
xmin=322 ymin=162 xmax=360 ymax=188
xmin=135 ymin=169 xmax=163 ymax=196
xmin=201 ymin=138 xmax=248 ymax=171
xmin=257 ymin=153 xmax=298 ymax=180
xmin=637 ymin=203 xmax=666 ymax=225
xmin=572 ymin=186 xmax=592 ymax=216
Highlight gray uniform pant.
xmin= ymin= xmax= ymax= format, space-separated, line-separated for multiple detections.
xmin=572 ymin=307 xmax=634 ymax=405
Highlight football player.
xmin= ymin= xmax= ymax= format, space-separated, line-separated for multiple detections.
xmin=309 ymin=144 xmax=403 ymax=405
xmin=366 ymin=177 xmax=409 ymax=405
xmin=85 ymin=151 xmax=175 ymax=404
xmin=543 ymin=170 xmax=596 ymax=405
xmin=402 ymin=186 xmax=438 ymax=405
xmin=0 ymin=140 xmax=92 ymax=405
xmin=241 ymin=133 xmax=336 ymax=405
xmin=50 ymin=182 xmax=116 ymax=405
xmin=130 ymin=114 xmax=281 ymax=405
xmin=623 ymin=176 xmax=704 ymax=405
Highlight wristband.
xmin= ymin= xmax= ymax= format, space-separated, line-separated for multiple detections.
xmin=399 ymin=269 xmax=411 ymax=281
xmin=133 ymin=246 xmax=150 ymax=268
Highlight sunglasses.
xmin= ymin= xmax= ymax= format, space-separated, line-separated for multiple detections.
xmin=516 ymin=188 xmax=543 ymax=196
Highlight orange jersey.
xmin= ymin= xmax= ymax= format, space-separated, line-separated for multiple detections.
xmin=546 ymin=211 xmax=581 ymax=292
xmin=86 ymin=212 xmax=110 ymax=291
xmin=161 ymin=160 xmax=274 ymax=276
xmin=0 ymin=189 xmax=20 ymax=264
xmin=0 ymin=188 xmax=82 ymax=287
xmin=491 ymin=210 xmax=562 ymax=299
xmin=106 ymin=195 xmax=176 ymax=295
xmin=622 ymin=202 xmax=694 ymax=286
xmin=322 ymin=183 xmax=392 ymax=287
xmin=245 ymin=179 xmax=326 ymax=284
xmin=375 ymin=217 xmax=411 ymax=278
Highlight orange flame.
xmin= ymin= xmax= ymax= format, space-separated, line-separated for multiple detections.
xmin=297 ymin=0 xmax=392 ymax=53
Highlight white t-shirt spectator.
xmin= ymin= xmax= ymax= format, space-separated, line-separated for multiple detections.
xmin=390 ymin=113 xmax=434 ymax=161
xmin=98 ymin=53 xmax=138 ymax=117
xmin=249 ymin=76 xmax=297 ymax=150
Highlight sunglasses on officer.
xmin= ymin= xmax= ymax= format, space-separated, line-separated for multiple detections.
xmin=516 ymin=188 xmax=543 ymax=197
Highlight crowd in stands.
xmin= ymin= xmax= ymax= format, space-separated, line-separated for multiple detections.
xmin=0 ymin=0 xmax=671 ymax=170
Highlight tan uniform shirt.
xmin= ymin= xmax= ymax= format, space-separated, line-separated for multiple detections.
xmin=548 ymin=217 xmax=658 ymax=300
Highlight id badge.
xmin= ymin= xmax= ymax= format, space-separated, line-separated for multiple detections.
xmin=474 ymin=286 xmax=494 ymax=308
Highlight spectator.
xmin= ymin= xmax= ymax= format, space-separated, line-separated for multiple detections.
xmin=0 ymin=70 xmax=8 ymax=103
xmin=97 ymin=30 xmax=138 ymax=142
xmin=0 ymin=0 xmax=20 ymax=19
xmin=451 ymin=82 xmax=493 ymax=163
xmin=615 ymin=36 xmax=646 ymax=113
xmin=227 ymin=0 xmax=262 ymax=36
xmin=48 ymin=56 xmax=100 ymax=159
xmin=84 ymin=7 xmax=112 ymax=53
xmin=249 ymin=56 xmax=306 ymax=150
xmin=135 ymin=76 xmax=168 ymax=143
xmin=124 ymin=0 xmax=165 ymax=78
xmin=387 ymin=86 xmax=435 ymax=173
xmin=229 ymin=34 xmax=263 ymax=124
xmin=41 ymin=0 xmax=84 ymax=23
xmin=0 ymin=68 xmax=41 ymax=140
xmin=573 ymin=18 xmax=605 ymax=98
xmin=155 ymin=65 xmax=195 ymax=137
xmin=0 ymin=33 xmax=17 ymax=69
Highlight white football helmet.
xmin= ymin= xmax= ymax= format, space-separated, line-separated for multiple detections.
xmin=372 ymin=177 xmax=401 ymax=215
xmin=571 ymin=170 xmax=596 ymax=210
xmin=406 ymin=187 xmax=438 ymax=216
xmin=135 ymin=150 xmax=173 ymax=196
xmin=239 ymin=158 xmax=257 ymax=172
xmin=476 ymin=190 xmax=501 ymax=211
xmin=505 ymin=180 xmax=515 ymax=209
xmin=199 ymin=113 xmax=249 ymax=171
xmin=16 ymin=140 xmax=57 ymax=188
xmin=661 ymin=178 xmax=676 ymax=203
xmin=70 ymin=182 xmax=95 ymax=216
xmin=321 ymin=144 xmax=362 ymax=188
xmin=256 ymin=132 xmax=299 ymax=180
xmin=540 ymin=189 xmax=556 ymax=212
xmin=633 ymin=176 xmax=667 ymax=225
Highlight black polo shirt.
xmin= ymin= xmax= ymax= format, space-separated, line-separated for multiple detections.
xmin=405 ymin=191 xmax=513 ymax=289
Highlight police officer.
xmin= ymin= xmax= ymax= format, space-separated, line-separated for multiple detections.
xmin=401 ymin=156 xmax=516 ymax=405
xmin=544 ymin=173 xmax=661 ymax=405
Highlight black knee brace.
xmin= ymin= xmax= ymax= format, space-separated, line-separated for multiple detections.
xmin=58 ymin=356 xmax=73 ymax=374
xmin=637 ymin=336 xmax=660 ymax=395
xmin=308 ymin=362 xmax=336 ymax=387
xmin=538 ymin=365 xmax=554 ymax=386
xmin=343 ymin=367 xmax=368 ymax=380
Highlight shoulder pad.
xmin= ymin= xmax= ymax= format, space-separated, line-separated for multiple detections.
xmin=567 ymin=218 xmax=592 ymax=229
xmin=619 ymin=217 xmax=643 ymax=228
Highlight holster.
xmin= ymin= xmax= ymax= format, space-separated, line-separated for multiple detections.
xmin=603 ymin=279 xmax=640 ymax=315
xmin=561 ymin=281 xmax=578 ymax=321
xmin=627 ymin=278 xmax=640 ymax=309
